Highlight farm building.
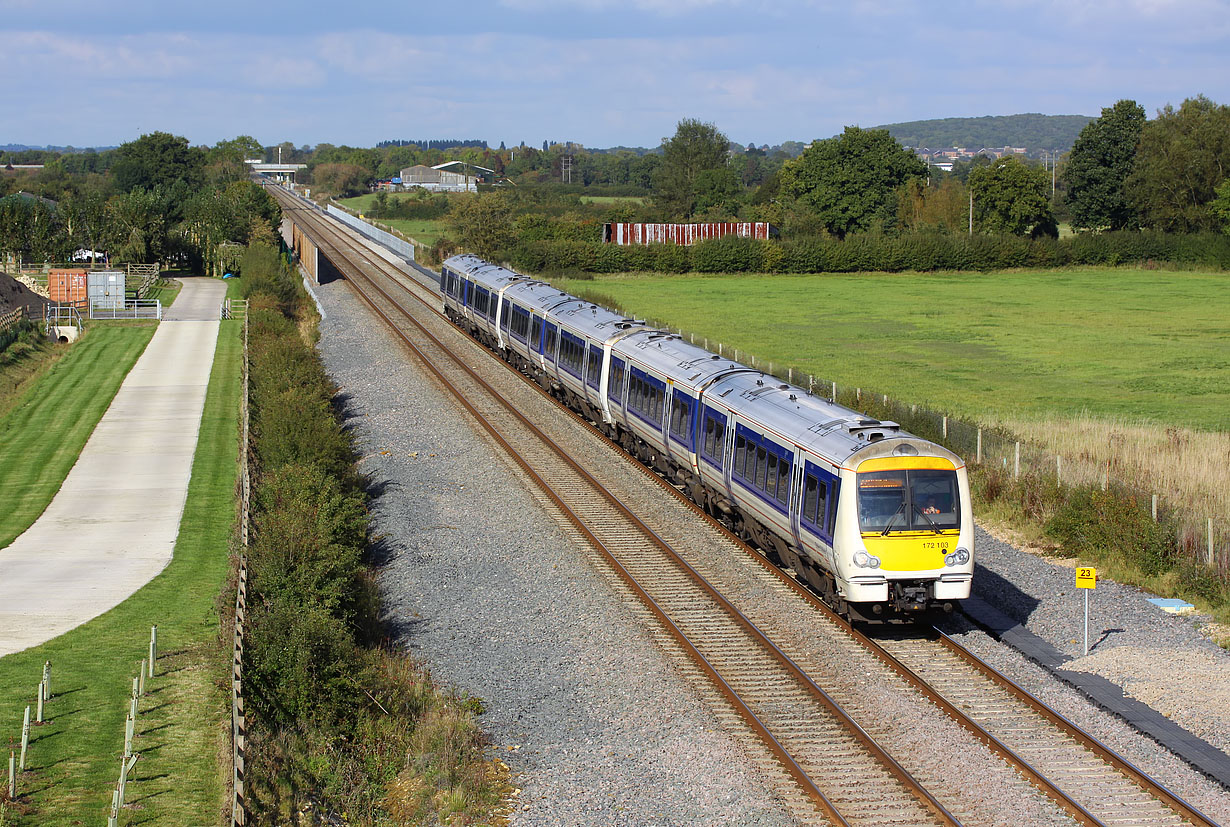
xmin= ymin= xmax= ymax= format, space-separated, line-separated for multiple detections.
xmin=397 ymin=162 xmax=491 ymax=193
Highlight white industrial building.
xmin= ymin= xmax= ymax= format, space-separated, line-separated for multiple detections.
xmin=397 ymin=162 xmax=492 ymax=193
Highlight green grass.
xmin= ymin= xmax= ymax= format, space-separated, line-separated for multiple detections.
xmin=555 ymin=268 xmax=1230 ymax=431
xmin=0 ymin=318 xmax=242 ymax=826
xmin=0 ymin=325 xmax=157 ymax=550
xmin=143 ymin=277 xmax=183 ymax=308
xmin=379 ymin=217 xmax=447 ymax=246
xmin=579 ymin=195 xmax=647 ymax=205
xmin=333 ymin=195 xmax=450 ymax=247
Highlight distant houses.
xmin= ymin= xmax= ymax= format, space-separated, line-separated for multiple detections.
xmin=910 ymin=145 xmax=1032 ymax=170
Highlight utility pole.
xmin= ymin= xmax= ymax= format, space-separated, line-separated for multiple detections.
xmin=968 ymin=190 xmax=973 ymax=235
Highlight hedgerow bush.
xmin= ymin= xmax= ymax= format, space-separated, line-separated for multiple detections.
xmin=239 ymin=246 xmax=502 ymax=824
xmin=502 ymin=230 xmax=1230 ymax=275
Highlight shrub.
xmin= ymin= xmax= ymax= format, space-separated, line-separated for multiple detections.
xmin=1044 ymin=486 xmax=1178 ymax=576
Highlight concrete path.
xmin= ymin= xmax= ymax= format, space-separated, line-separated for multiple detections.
xmin=0 ymin=277 xmax=227 ymax=657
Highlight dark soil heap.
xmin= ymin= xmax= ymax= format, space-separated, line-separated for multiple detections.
xmin=0 ymin=273 xmax=49 ymax=316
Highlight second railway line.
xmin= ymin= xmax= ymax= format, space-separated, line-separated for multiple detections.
xmin=269 ymin=184 xmax=1225 ymax=827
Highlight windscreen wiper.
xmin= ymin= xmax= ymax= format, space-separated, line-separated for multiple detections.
xmin=880 ymin=502 xmax=907 ymax=536
xmin=913 ymin=505 xmax=945 ymax=535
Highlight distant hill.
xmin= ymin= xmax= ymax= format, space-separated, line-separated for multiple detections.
xmin=874 ymin=113 xmax=1094 ymax=154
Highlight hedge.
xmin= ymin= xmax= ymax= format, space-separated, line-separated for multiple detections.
xmin=503 ymin=231 xmax=1230 ymax=275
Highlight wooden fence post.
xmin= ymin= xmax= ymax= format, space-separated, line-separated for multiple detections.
xmin=149 ymin=626 xmax=157 ymax=677
xmin=1014 ymin=442 xmax=1021 ymax=479
xmin=976 ymin=429 xmax=982 ymax=464
xmin=19 ymin=706 xmax=30 ymax=771
xmin=8 ymin=751 xmax=14 ymax=799
xmin=1209 ymin=518 xmax=1216 ymax=567
xmin=1152 ymin=495 xmax=1158 ymax=522
xmin=942 ymin=416 xmax=948 ymax=439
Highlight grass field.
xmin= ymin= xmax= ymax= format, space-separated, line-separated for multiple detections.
xmin=0 ymin=324 xmax=157 ymax=550
xmin=557 ymin=268 xmax=1230 ymax=431
xmin=379 ymin=217 xmax=448 ymax=246
xmin=579 ymin=195 xmax=648 ymax=205
xmin=333 ymin=195 xmax=450 ymax=247
xmin=0 ymin=317 xmax=241 ymax=826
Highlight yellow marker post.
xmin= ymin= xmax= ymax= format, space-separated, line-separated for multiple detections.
xmin=1077 ymin=567 xmax=1096 ymax=655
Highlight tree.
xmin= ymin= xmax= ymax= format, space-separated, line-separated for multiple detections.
xmin=447 ymin=193 xmax=515 ymax=259
xmin=654 ymin=119 xmax=732 ymax=219
xmin=969 ymin=157 xmax=1056 ymax=237
xmin=1127 ymin=95 xmax=1230 ymax=232
xmin=896 ymin=177 xmax=969 ymax=233
xmin=1212 ymin=179 xmax=1230 ymax=233
xmin=779 ymin=126 xmax=928 ymax=238
xmin=112 ymin=131 xmax=204 ymax=193
xmin=310 ymin=163 xmax=371 ymax=197
xmin=1064 ymin=100 xmax=1146 ymax=230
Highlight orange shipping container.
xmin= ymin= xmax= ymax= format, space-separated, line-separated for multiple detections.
xmin=48 ymin=269 xmax=88 ymax=304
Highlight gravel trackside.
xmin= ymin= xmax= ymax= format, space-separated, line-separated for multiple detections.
xmin=313 ymin=277 xmax=795 ymax=827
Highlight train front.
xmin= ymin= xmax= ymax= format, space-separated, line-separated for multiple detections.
xmin=838 ymin=441 xmax=973 ymax=620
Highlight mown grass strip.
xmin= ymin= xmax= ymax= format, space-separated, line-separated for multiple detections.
xmin=0 ymin=324 xmax=157 ymax=550
xmin=0 ymin=317 xmax=241 ymax=826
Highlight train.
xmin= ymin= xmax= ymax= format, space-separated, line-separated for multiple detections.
xmin=440 ymin=254 xmax=973 ymax=621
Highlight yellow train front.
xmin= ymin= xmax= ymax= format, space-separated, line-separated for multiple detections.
xmin=831 ymin=439 xmax=973 ymax=621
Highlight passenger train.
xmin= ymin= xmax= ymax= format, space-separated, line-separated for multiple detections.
xmin=440 ymin=254 xmax=973 ymax=621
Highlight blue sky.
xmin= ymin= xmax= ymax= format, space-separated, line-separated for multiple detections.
xmin=3 ymin=0 xmax=1228 ymax=149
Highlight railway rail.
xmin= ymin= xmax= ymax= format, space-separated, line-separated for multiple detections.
xmin=268 ymin=184 xmax=1220 ymax=827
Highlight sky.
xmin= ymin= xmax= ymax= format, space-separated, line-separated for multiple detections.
xmin=2 ymin=0 xmax=1228 ymax=150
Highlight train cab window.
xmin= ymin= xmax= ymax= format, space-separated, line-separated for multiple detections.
xmin=531 ymin=316 xmax=543 ymax=352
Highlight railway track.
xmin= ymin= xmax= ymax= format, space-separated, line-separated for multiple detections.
xmin=268 ymin=185 xmax=1221 ymax=827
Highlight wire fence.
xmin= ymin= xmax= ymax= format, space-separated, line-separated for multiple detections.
xmin=231 ymin=313 xmax=250 ymax=826
xmin=650 ymin=321 xmax=1228 ymax=580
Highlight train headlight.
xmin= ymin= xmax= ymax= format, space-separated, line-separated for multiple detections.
xmin=955 ymin=547 xmax=970 ymax=565
xmin=853 ymin=551 xmax=881 ymax=569
xmin=945 ymin=554 xmax=956 ymax=567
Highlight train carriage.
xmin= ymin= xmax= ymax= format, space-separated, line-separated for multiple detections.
xmin=442 ymin=255 xmax=973 ymax=621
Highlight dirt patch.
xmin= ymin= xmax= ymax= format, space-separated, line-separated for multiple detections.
xmin=0 ymin=274 xmax=49 ymax=316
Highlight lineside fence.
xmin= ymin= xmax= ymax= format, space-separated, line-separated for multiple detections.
xmin=644 ymin=321 xmax=1228 ymax=580
xmin=0 ymin=306 xmax=23 ymax=334
xmin=231 ymin=313 xmax=250 ymax=826
xmin=325 ymin=203 xmax=418 ymax=261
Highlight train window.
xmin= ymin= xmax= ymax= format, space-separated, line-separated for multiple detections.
xmin=754 ymin=447 xmax=768 ymax=490
xmin=734 ymin=435 xmax=747 ymax=478
xmin=776 ymin=458 xmax=791 ymax=506
xmin=546 ymin=325 xmax=558 ymax=359
xmin=803 ymin=475 xmax=819 ymax=524
xmin=608 ymin=359 xmax=625 ymax=404
xmin=669 ymin=395 xmax=690 ymax=440
xmin=531 ymin=317 xmax=542 ymax=351
xmin=587 ymin=346 xmax=602 ymax=387
xmin=765 ymin=453 xmax=778 ymax=497
xmin=702 ymin=416 xmax=716 ymax=457
xmin=826 ymin=484 xmax=838 ymax=535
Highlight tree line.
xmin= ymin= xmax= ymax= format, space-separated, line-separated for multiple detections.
xmin=0 ymin=132 xmax=279 ymax=272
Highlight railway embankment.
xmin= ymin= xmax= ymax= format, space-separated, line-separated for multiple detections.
xmin=235 ymin=246 xmax=506 ymax=825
